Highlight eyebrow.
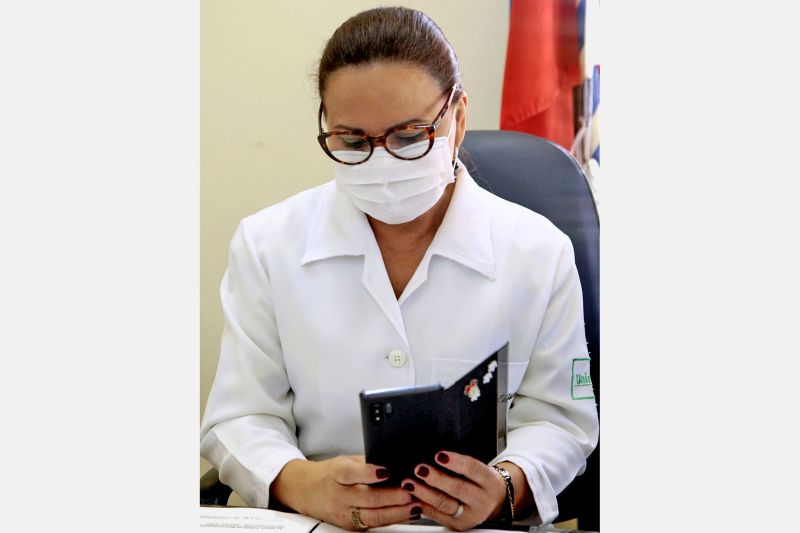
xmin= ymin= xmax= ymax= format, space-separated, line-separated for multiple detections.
xmin=332 ymin=117 xmax=427 ymax=132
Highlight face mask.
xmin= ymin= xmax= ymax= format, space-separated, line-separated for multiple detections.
xmin=333 ymin=117 xmax=458 ymax=225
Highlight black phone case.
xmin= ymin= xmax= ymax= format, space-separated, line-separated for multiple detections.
xmin=359 ymin=343 xmax=509 ymax=487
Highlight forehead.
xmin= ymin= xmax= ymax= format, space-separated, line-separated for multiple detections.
xmin=322 ymin=62 xmax=445 ymax=131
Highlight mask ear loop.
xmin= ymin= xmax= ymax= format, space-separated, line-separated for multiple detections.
xmin=448 ymin=109 xmax=460 ymax=173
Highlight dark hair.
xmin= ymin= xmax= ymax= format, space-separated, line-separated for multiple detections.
xmin=317 ymin=7 xmax=463 ymax=101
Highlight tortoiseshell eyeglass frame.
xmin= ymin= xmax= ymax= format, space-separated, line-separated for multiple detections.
xmin=317 ymin=84 xmax=459 ymax=165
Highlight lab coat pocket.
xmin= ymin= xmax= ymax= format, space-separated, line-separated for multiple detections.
xmin=431 ymin=358 xmax=478 ymax=388
xmin=431 ymin=358 xmax=530 ymax=396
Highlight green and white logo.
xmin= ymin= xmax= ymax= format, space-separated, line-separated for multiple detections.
xmin=571 ymin=358 xmax=595 ymax=400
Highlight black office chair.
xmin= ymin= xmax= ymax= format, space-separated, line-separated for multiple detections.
xmin=200 ymin=466 xmax=233 ymax=507
xmin=461 ymin=130 xmax=599 ymax=531
xmin=201 ymin=130 xmax=600 ymax=529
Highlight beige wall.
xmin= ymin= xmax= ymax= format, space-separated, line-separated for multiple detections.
xmin=200 ymin=0 xmax=509 ymax=478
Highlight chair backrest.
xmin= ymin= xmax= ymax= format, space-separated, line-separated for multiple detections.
xmin=461 ymin=130 xmax=599 ymax=530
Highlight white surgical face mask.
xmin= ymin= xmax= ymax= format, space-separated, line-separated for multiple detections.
xmin=333 ymin=118 xmax=458 ymax=225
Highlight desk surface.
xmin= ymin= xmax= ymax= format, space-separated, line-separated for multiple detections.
xmin=199 ymin=506 xmax=597 ymax=533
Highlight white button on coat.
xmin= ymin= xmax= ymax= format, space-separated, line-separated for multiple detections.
xmin=200 ymin=163 xmax=599 ymax=525
xmin=387 ymin=349 xmax=407 ymax=368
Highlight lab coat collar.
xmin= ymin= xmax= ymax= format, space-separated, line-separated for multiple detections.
xmin=301 ymin=160 xmax=496 ymax=281
xmin=300 ymin=185 xmax=371 ymax=265
xmin=427 ymin=162 xmax=496 ymax=281
xmin=301 ymin=181 xmax=410 ymax=345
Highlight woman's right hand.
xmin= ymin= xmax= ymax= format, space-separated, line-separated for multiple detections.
xmin=271 ymin=456 xmax=421 ymax=530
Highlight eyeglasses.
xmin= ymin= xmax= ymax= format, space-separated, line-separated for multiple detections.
xmin=317 ymin=84 xmax=459 ymax=165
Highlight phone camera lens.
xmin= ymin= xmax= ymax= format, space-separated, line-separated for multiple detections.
xmin=370 ymin=402 xmax=383 ymax=425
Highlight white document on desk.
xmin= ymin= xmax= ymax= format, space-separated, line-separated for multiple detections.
xmin=199 ymin=508 xmax=511 ymax=533
xmin=199 ymin=507 xmax=321 ymax=532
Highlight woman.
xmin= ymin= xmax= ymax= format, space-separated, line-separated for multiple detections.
xmin=201 ymin=7 xmax=598 ymax=531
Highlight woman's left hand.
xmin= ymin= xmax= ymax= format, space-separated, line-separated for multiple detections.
xmin=401 ymin=451 xmax=507 ymax=531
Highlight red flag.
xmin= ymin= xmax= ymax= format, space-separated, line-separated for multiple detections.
xmin=500 ymin=0 xmax=581 ymax=151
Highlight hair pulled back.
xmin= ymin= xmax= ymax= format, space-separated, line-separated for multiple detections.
xmin=317 ymin=7 xmax=463 ymax=100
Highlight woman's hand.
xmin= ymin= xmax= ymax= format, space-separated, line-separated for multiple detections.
xmin=400 ymin=451 xmax=516 ymax=531
xmin=271 ymin=455 xmax=420 ymax=530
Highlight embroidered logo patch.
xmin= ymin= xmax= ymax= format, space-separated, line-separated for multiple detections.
xmin=571 ymin=358 xmax=594 ymax=400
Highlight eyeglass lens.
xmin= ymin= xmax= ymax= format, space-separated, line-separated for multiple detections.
xmin=325 ymin=130 xmax=432 ymax=164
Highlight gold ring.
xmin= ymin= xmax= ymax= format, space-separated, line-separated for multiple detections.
xmin=351 ymin=508 xmax=369 ymax=530
xmin=451 ymin=502 xmax=465 ymax=519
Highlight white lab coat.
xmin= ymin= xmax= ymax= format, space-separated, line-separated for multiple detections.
xmin=200 ymin=163 xmax=599 ymax=524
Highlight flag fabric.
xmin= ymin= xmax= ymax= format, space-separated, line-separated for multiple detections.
xmin=574 ymin=0 xmax=600 ymax=163
xmin=500 ymin=0 xmax=581 ymax=151
xmin=589 ymin=64 xmax=600 ymax=164
xmin=572 ymin=0 xmax=600 ymax=200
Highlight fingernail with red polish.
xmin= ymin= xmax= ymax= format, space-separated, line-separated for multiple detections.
xmin=403 ymin=482 xmax=414 ymax=491
xmin=436 ymin=452 xmax=450 ymax=464
xmin=376 ymin=468 xmax=389 ymax=479
xmin=411 ymin=506 xmax=422 ymax=516
xmin=417 ymin=465 xmax=429 ymax=478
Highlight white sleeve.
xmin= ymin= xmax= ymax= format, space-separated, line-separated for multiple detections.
xmin=491 ymin=237 xmax=599 ymax=525
xmin=200 ymin=219 xmax=305 ymax=508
